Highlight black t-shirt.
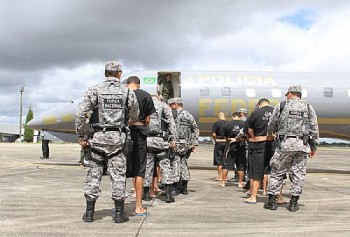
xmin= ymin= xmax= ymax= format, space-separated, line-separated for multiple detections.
xmin=211 ymin=120 xmax=227 ymax=138
xmin=132 ymin=89 xmax=156 ymax=136
xmin=134 ymin=89 xmax=156 ymax=121
xmin=243 ymin=115 xmax=252 ymax=134
xmin=224 ymin=120 xmax=245 ymax=138
xmin=248 ymin=106 xmax=273 ymax=136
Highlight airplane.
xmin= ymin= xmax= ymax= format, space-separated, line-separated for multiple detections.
xmin=27 ymin=71 xmax=350 ymax=142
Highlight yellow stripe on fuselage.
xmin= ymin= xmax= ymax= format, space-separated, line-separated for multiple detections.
xmin=199 ymin=117 xmax=350 ymax=125
xmin=43 ymin=116 xmax=57 ymax=125
xmin=61 ymin=114 xmax=75 ymax=122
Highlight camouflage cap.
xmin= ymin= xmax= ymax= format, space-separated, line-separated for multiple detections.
xmin=167 ymin=97 xmax=182 ymax=104
xmin=237 ymin=108 xmax=247 ymax=114
xmin=105 ymin=61 xmax=122 ymax=72
xmin=286 ymin=85 xmax=302 ymax=96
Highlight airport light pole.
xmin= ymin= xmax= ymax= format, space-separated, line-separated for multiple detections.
xmin=19 ymin=86 xmax=24 ymax=142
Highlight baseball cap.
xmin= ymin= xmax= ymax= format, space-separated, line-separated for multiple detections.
xmin=285 ymin=85 xmax=302 ymax=96
xmin=167 ymin=97 xmax=182 ymax=104
xmin=105 ymin=61 xmax=122 ymax=72
xmin=237 ymin=108 xmax=247 ymax=114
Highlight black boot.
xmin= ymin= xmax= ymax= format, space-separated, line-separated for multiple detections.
xmin=83 ymin=199 xmax=95 ymax=222
xmin=181 ymin=181 xmax=189 ymax=195
xmin=142 ymin=187 xmax=150 ymax=201
xmin=165 ymin=184 xmax=175 ymax=203
xmin=114 ymin=200 xmax=129 ymax=223
xmin=172 ymin=183 xmax=178 ymax=196
xmin=289 ymin=196 xmax=299 ymax=212
xmin=264 ymin=194 xmax=277 ymax=210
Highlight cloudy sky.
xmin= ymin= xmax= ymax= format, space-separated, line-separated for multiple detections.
xmin=1 ymin=0 xmax=350 ymax=125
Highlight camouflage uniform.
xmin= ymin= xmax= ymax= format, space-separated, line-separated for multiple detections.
xmin=267 ymin=86 xmax=319 ymax=199
xmin=158 ymin=78 xmax=174 ymax=102
xmin=76 ymin=72 xmax=139 ymax=202
xmin=173 ymin=106 xmax=199 ymax=183
xmin=143 ymin=97 xmax=176 ymax=187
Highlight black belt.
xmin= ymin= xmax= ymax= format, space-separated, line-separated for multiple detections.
xmin=279 ymin=135 xmax=302 ymax=139
xmin=93 ymin=127 xmax=124 ymax=133
xmin=148 ymin=133 xmax=163 ymax=138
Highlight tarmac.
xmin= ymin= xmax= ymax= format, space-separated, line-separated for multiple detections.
xmin=0 ymin=143 xmax=350 ymax=237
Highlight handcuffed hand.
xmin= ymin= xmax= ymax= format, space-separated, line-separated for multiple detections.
xmin=78 ymin=137 xmax=90 ymax=148
xmin=191 ymin=146 xmax=197 ymax=153
xmin=309 ymin=150 xmax=316 ymax=158
xmin=169 ymin=141 xmax=176 ymax=149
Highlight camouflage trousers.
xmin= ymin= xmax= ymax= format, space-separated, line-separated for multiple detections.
xmin=84 ymin=151 xmax=126 ymax=201
xmin=180 ymin=156 xmax=191 ymax=181
xmin=268 ymin=148 xmax=307 ymax=196
xmin=172 ymin=155 xmax=181 ymax=183
xmin=143 ymin=150 xmax=174 ymax=187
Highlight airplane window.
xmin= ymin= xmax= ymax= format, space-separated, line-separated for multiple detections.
xmin=199 ymin=87 xmax=210 ymax=96
xmin=302 ymin=88 xmax=308 ymax=98
xmin=221 ymin=87 xmax=231 ymax=96
xmin=323 ymin=87 xmax=333 ymax=98
xmin=272 ymin=88 xmax=282 ymax=97
xmin=246 ymin=87 xmax=256 ymax=97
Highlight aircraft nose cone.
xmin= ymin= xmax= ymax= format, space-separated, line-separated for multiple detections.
xmin=27 ymin=117 xmax=42 ymax=130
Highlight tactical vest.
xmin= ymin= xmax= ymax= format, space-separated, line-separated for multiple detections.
xmin=174 ymin=110 xmax=191 ymax=139
xmin=90 ymin=81 xmax=127 ymax=129
xmin=277 ymin=99 xmax=309 ymax=137
xmin=147 ymin=99 xmax=163 ymax=135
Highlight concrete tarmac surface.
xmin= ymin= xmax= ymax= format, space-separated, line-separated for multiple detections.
xmin=1 ymin=143 xmax=350 ymax=237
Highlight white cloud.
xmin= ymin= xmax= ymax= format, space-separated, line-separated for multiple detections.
xmin=1 ymin=0 xmax=350 ymax=125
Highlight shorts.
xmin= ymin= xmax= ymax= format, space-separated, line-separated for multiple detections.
xmin=223 ymin=142 xmax=246 ymax=170
xmin=128 ymin=127 xmax=147 ymax=178
xmin=248 ymin=141 xmax=266 ymax=180
xmin=264 ymin=140 xmax=278 ymax=174
xmin=213 ymin=143 xmax=226 ymax=166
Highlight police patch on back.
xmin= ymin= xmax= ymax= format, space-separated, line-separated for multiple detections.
xmin=103 ymin=94 xmax=123 ymax=109
xmin=288 ymin=111 xmax=303 ymax=120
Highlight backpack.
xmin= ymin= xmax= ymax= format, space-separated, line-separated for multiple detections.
xmin=278 ymin=100 xmax=309 ymax=136
xmin=147 ymin=99 xmax=163 ymax=135
xmin=90 ymin=81 xmax=127 ymax=128
xmin=174 ymin=110 xmax=191 ymax=139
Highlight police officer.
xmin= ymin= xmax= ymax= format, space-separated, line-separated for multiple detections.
xmin=143 ymin=95 xmax=177 ymax=203
xmin=157 ymin=74 xmax=174 ymax=102
xmin=75 ymin=61 xmax=139 ymax=223
xmin=237 ymin=108 xmax=248 ymax=122
xmin=211 ymin=112 xmax=227 ymax=182
xmin=169 ymin=98 xmax=199 ymax=195
xmin=265 ymin=86 xmax=319 ymax=212
xmin=126 ymin=76 xmax=156 ymax=215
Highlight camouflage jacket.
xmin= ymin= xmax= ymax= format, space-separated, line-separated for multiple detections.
xmin=174 ymin=109 xmax=199 ymax=153
xmin=75 ymin=77 xmax=139 ymax=156
xmin=147 ymin=97 xmax=176 ymax=151
xmin=267 ymin=98 xmax=319 ymax=152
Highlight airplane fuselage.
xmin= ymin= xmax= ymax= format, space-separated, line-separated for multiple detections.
xmin=28 ymin=71 xmax=350 ymax=141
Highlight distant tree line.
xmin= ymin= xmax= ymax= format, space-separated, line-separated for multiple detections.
xmin=319 ymin=141 xmax=350 ymax=147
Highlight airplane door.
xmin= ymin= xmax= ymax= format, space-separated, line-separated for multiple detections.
xmin=157 ymin=71 xmax=181 ymax=99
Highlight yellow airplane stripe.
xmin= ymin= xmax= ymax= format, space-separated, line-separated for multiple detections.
xmin=43 ymin=116 xmax=57 ymax=125
xmin=199 ymin=117 xmax=350 ymax=125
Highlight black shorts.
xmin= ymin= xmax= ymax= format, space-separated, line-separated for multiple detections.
xmin=213 ymin=143 xmax=226 ymax=166
xmin=264 ymin=140 xmax=278 ymax=174
xmin=248 ymin=141 xmax=266 ymax=180
xmin=223 ymin=143 xmax=246 ymax=170
xmin=127 ymin=127 xmax=147 ymax=178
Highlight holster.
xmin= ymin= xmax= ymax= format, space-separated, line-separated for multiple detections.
xmin=81 ymin=147 xmax=92 ymax=167
xmin=303 ymin=135 xmax=310 ymax=145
